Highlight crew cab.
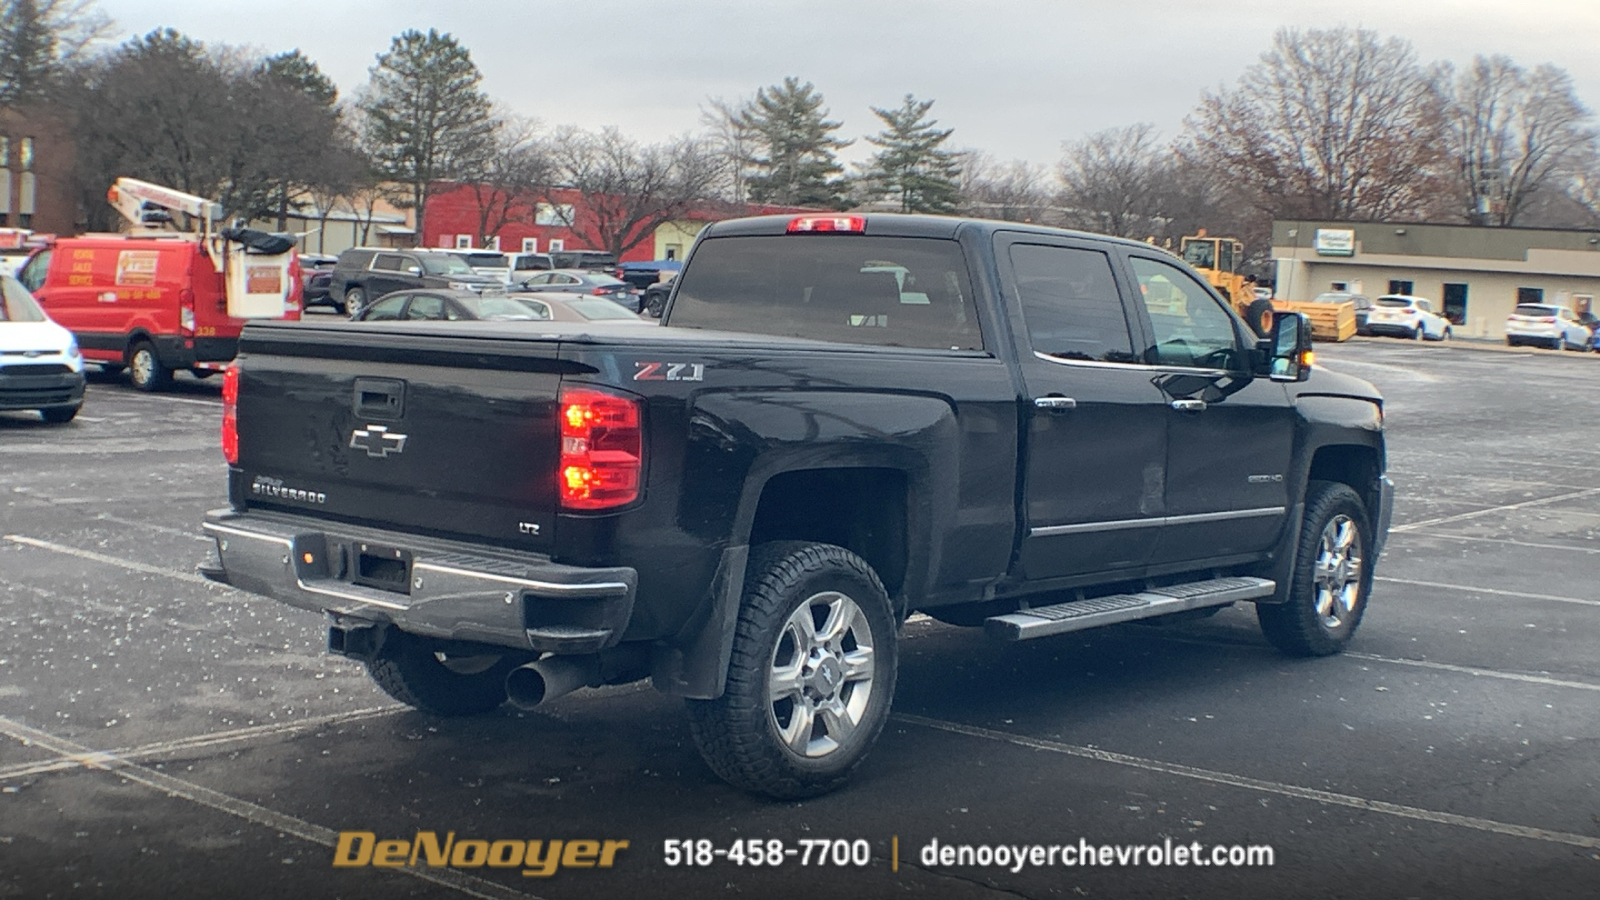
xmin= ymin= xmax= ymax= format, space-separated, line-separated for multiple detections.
xmin=201 ymin=214 xmax=1393 ymax=799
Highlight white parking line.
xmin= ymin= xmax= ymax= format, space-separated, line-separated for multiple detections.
xmin=88 ymin=391 xmax=220 ymax=408
xmin=1376 ymin=575 xmax=1600 ymax=608
xmin=0 ymin=705 xmax=401 ymax=782
xmin=1343 ymin=653 xmax=1600 ymax=692
xmin=1391 ymin=486 xmax=1600 ymax=533
xmin=0 ymin=714 xmax=541 ymax=900
xmin=3 ymin=533 xmax=228 ymax=592
xmin=1395 ymin=530 xmax=1600 ymax=555
xmin=895 ymin=714 xmax=1600 ymax=851
xmin=92 ymin=512 xmax=214 ymax=542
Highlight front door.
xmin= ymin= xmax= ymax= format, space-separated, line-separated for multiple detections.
xmin=1123 ymin=253 xmax=1295 ymax=566
xmin=1000 ymin=235 xmax=1169 ymax=581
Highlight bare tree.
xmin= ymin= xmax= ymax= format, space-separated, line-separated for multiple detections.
xmin=955 ymin=151 xmax=1055 ymax=223
xmin=546 ymin=126 xmax=723 ymax=258
xmin=1057 ymin=123 xmax=1176 ymax=238
xmin=1183 ymin=26 xmax=1448 ymax=222
xmin=1443 ymin=55 xmax=1596 ymax=226
xmin=457 ymin=114 xmax=555 ymax=247
xmin=700 ymin=94 xmax=756 ymax=204
xmin=0 ymin=0 xmax=112 ymax=106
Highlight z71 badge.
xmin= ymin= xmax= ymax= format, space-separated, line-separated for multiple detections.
xmin=633 ymin=361 xmax=705 ymax=382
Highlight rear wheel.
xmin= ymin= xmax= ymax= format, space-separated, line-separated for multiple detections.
xmin=686 ymin=542 xmax=897 ymax=799
xmin=365 ymin=631 xmax=520 ymax=717
xmin=127 ymin=341 xmax=170 ymax=392
xmin=1258 ymin=481 xmax=1373 ymax=657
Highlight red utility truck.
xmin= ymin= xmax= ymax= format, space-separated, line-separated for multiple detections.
xmin=16 ymin=179 xmax=301 ymax=390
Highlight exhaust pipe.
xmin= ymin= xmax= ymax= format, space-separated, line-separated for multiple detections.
xmin=505 ymin=655 xmax=602 ymax=710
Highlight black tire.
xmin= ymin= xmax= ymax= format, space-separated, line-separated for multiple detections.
xmin=1506 ymin=338 xmax=1518 ymax=347
xmin=40 ymin=405 xmax=79 ymax=424
xmin=126 ymin=341 xmax=170 ymax=392
xmin=686 ymin=542 xmax=897 ymax=799
xmin=1244 ymin=298 xmax=1275 ymax=338
xmin=343 ymin=286 xmax=367 ymax=319
xmin=1257 ymin=480 xmax=1374 ymax=657
xmin=365 ymin=632 xmax=520 ymax=717
xmin=1552 ymin=335 xmax=1565 ymax=351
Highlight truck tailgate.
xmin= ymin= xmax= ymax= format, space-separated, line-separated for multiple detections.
xmin=234 ymin=324 xmax=568 ymax=552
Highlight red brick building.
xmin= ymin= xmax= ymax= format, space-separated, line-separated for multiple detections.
xmin=422 ymin=182 xmax=817 ymax=261
xmin=0 ymin=107 xmax=78 ymax=235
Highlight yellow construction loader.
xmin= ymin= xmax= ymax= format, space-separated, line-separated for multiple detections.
xmin=1179 ymin=231 xmax=1355 ymax=342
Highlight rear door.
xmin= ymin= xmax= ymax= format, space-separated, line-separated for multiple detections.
xmin=998 ymin=234 xmax=1169 ymax=580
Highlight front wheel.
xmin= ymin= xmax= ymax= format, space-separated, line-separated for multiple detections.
xmin=40 ymin=405 xmax=79 ymax=424
xmin=1258 ymin=481 xmax=1374 ymax=657
xmin=686 ymin=542 xmax=897 ymax=799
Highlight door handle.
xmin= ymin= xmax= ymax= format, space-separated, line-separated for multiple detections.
xmin=1170 ymin=399 xmax=1207 ymax=412
xmin=1033 ymin=396 xmax=1077 ymax=411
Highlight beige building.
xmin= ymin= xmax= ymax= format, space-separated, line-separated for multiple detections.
xmin=1272 ymin=220 xmax=1600 ymax=338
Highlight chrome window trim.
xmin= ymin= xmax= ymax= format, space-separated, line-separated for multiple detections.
xmin=1032 ymin=350 xmax=1228 ymax=379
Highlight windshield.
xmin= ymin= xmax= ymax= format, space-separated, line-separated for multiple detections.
xmin=565 ymin=298 xmax=639 ymax=320
xmin=0 ymin=275 xmax=47 ymax=322
xmin=1181 ymin=240 xmax=1215 ymax=269
xmin=1376 ymin=297 xmax=1414 ymax=308
xmin=1513 ymin=305 xmax=1556 ymax=317
xmin=420 ymin=255 xmax=476 ymax=275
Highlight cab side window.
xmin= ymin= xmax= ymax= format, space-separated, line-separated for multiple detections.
xmin=1129 ymin=256 xmax=1243 ymax=370
xmin=363 ymin=295 xmax=407 ymax=320
xmin=372 ymin=254 xmax=405 ymax=272
xmin=1009 ymin=244 xmax=1137 ymax=363
xmin=405 ymin=295 xmax=444 ymax=320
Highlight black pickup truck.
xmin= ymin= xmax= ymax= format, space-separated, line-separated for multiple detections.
xmin=202 ymin=213 xmax=1392 ymax=799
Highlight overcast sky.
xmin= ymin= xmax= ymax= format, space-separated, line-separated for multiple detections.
xmin=92 ymin=0 xmax=1600 ymax=169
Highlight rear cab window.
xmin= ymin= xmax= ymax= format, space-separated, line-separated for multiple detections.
xmin=669 ymin=235 xmax=984 ymax=351
xmin=1376 ymin=297 xmax=1415 ymax=308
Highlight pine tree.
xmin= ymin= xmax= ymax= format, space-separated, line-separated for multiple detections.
xmin=860 ymin=94 xmax=963 ymax=214
xmin=737 ymin=77 xmax=850 ymax=208
xmin=261 ymin=49 xmax=338 ymax=107
xmin=358 ymin=28 xmax=496 ymax=242
xmin=0 ymin=0 xmax=59 ymax=106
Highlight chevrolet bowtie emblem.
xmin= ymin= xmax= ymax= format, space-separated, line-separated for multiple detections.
xmin=349 ymin=424 xmax=408 ymax=458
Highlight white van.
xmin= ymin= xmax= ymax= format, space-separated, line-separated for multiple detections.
xmin=0 ymin=273 xmax=86 ymax=423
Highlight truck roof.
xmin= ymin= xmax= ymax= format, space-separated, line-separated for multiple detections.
xmin=702 ymin=213 xmax=1163 ymax=252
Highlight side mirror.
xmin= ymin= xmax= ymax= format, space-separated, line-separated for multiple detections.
xmin=1261 ymin=312 xmax=1314 ymax=382
xmin=407 ymin=265 xmax=422 ymax=276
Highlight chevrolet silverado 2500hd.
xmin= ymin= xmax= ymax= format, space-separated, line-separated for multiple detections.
xmin=201 ymin=213 xmax=1393 ymax=799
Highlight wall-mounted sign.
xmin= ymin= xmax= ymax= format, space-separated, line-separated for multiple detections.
xmin=1314 ymin=229 xmax=1355 ymax=256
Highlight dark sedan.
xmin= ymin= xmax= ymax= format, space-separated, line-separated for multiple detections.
xmin=351 ymin=289 xmax=644 ymax=325
xmin=512 ymin=269 xmax=636 ymax=309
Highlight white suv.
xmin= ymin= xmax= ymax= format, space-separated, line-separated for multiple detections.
xmin=1505 ymin=304 xmax=1592 ymax=351
xmin=1366 ymin=295 xmax=1451 ymax=341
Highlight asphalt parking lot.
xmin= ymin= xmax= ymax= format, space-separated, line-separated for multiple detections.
xmin=1 ymin=338 xmax=1597 ymax=900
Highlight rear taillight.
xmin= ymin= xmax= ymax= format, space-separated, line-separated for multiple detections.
xmin=1540 ymin=317 xmax=1557 ymax=323
xmin=558 ymin=386 xmax=642 ymax=510
xmin=593 ymin=286 xmax=611 ymax=296
xmin=179 ymin=288 xmax=196 ymax=335
xmin=221 ymin=365 xmax=239 ymax=465
xmin=787 ymin=215 xmax=866 ymax=233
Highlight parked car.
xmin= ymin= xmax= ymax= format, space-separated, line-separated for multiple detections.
xmin=642 ymin=275 xmax=675 ymax=318
xmin=299 ymin=254 xmax=338 ymax=311
xmin=513 ymin=292 xmax=653 ymax=324
xmin=440 ymin=249 xmax=511 ymax=283
xmin=615 ymin=259 xmax=682 ymax=293
xmin=508 ymin=252 xmax=553 ymax=282
xmin=547 ymin=249 xmax=617 ymax=271
xmin=1505 ymin=303 xmax=1592 ymax=350
xmin=351 ymin=289 xmax=550 ymax=322
xmin=512 ymin=269 xmax=634 ymax=309
xmin=0 ymin=272 xmax=85 ymax=423
xmin=328 ymin=248 xmax=502 ymax=317
xmin=1366 ymin=294 xmax=1451 ymax=341
xmin=1312 ymin=291 xmax=1374 ymax=336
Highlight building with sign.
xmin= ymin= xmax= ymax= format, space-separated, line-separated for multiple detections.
xmin=1272 ymin=219 xmax=1600 ymax=338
